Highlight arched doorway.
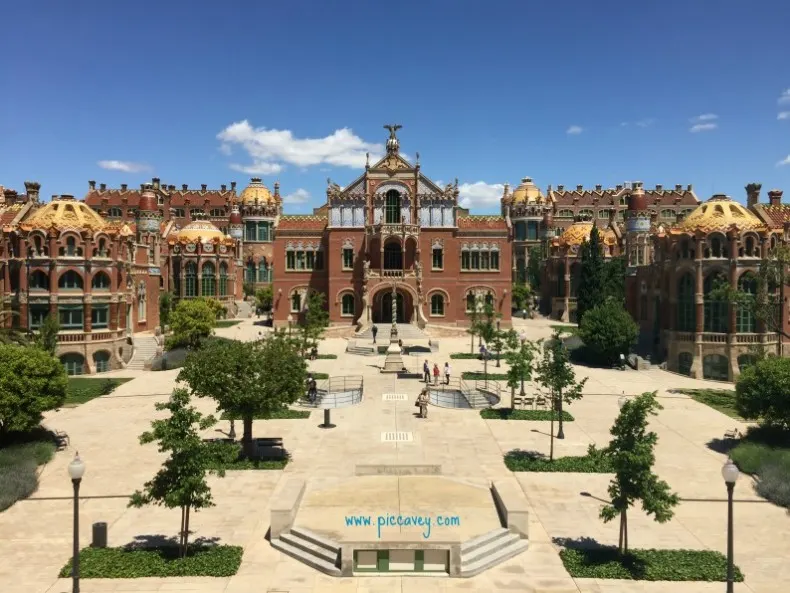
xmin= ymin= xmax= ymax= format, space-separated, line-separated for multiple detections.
xmin=382 ymin=292 xmax=405 ymax=323
xmin=372 ymin=289 xmax=413 ymax=323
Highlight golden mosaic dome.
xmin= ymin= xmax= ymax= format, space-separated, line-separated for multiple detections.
xmin=176 ymin=220 xmax=225 ymax=242
xmin=511 ymin=177 xmax=544 ymax=204
xmin=677 ymin=194 xmax=765 ymax=233
xmin=24 ymin=196 xmax=106 ymax=231
xmin=239 ymin=177 xmax=275 ymax=204
xmin=558 ymin=222 xmax=617 ymax=247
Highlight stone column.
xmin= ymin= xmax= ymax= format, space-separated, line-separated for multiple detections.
xmin=119 ymin=299 xmax=127 ymax=330
xmin=84 ymin=296 xmax=92 ymax=333
xmin=695 ymin=260 xmax=704 ymax=333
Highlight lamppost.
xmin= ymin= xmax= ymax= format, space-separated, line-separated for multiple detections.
xmin=722 ymin=458 xmax=739 ymax=593
xmin=519 ymin=330 xmax=527 ymax=397
xmin=68 ymin=452 xmax=86 ymax=593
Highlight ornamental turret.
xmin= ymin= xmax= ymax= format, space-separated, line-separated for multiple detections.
xmin=625 ymin=182 xmax=650 ymax=268
xmin=229 ymin=201 xmax=243 ymax=240
xmin=136 ymin=185 xmax=161 ymax=234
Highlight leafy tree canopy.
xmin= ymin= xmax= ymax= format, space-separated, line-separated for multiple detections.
xmin=166 ymin=299 xmax=216 ymax=350
xmin=578 ymin=301 xmax=639 ymax=366
xmin=576 ymin=225 xmax=606 ymax=323
xmin=735 ymin=355 xmax=790 ymax=429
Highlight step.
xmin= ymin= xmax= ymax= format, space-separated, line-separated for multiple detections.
xmin=289 ymin=526 xmax=340 ymax=553
xmin=460 ymin=528 xmax=509 ymax=555
xmin=271 ymin=537 xmax=341 ymax=576
xmin=459 ymin=538 xmax=529 ymax=578
xmin=280 ymin=532 xmax=338 ymax=564
xmin=461 ymin=531 xmax=521 ymax=565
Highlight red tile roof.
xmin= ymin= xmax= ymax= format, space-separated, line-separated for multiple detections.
xmin=457 ymin=215 xmax=507 ymax=230
xmin=550 ymin=186 xmax=699 ymax=207
xmin=752 ymin=204 xmax=790 ymax=229
xmin=277 ymin=215 xmax=327 ymax=231
xmin=85 ymin=188 xmax=235 ymax=209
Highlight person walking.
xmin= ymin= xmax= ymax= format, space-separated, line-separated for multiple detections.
xmin=444 ymin=362 xmax=451 ymax=385
xmin=423 ymin=359 xmax=430 ymax=383
xmin=371 ymin=324 xmax=378 ymax=344
xmin=433 ymin=363 xmax=440 ymax=385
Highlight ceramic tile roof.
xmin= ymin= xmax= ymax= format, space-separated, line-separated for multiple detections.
xmin=0 ymin=204 xmax=23 ymax=225
xmin=277 ymin=215 xmax=327 ymax=230
xmin=85 ymin=188 xmax=235 ymax=209
xmin=549 ymin=186 xmax=699 ymax=207
xmin=752 ymin=204 xmax=790 ymax=229
xmin=457 ymin=216 xmax=507 ymax=230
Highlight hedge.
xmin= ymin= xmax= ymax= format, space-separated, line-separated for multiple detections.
xmin=504 ymin=447 xmax=613 ymax=473
xmin=481 ymin=408 xmax=574 ymax=421
xmin=449 ymin=353 xmax=481 ymax=359
xmin=220 ymin=409 xmax=311 ymax=420
xmin=461 ymin=372 xmax=510 ymax=381
xmin=59 ymin=544 xmax=243 ymax=578
xmin=560 ymin=547 xmax=744 ymax=581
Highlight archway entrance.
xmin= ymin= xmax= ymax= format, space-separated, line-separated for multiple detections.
xmin=382 ymin=292 xmax=405 ymax=323
xmin=372 ymin=289 xmax=413 ymax=323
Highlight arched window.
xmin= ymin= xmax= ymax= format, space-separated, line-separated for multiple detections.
xmin=173 ymin=208 xmax=186 ymax=218
xmin=385 ymin=190 xmax=402 ymax=224
xmin=557 ymin=209 xmax=574 ymax=219
xmin=291 ymin=292 xmax=302 ymax=313
xmin=30 ymin=235 xmax=45 ymax=256
xmin=736 ymin=273 xmax=757 ymax=332
xmin=107 ymin=207 xmax=123 ymax=218
xmin=202 ymin=262 xmax=216 ymax=296
xmin=95 ymin=238 xmax=109 ymax=257
xmin=676 ymin=273 xmax=695 ymax=332
xmin=707 ymin=235 xmax=727 ymax=258
xmin=65 ymin=237 xmax=77 ymax=256
xmin=190 ymin=208 xmax=203 ymax=219
xmin=219 ymin=263 xmax=228 ymax=296
xmin=485 ymin=292 xmax=494 ymax=308
xmin=58 ymin=270 xmax=83 ymax=290
xmin=258 ymin=260 xmax=271 ymax=283
xmin=61 ymin=353 xmax=85 ymax=376
xmin=514 ymin=221 xmax=527 ymax=241
xmin=703 ymin=354 xmax=729 ymax=381
xmin=703 ymin=272 xmax=728 ymax=333
xmin=431 ymin=294 xmax=445 ymax=316
xmin=466 ymin=293 xmax=476 ymax=312
xmin=341 ymin=293 xmax=355 ymax=316
xmin=579 ymin=209 xmax=594 ymax=220
xmin=91 ymin=272 xmax=111 ymax=290
xmin=678 ymin=240 xmax=691 ymax=260
xmin=383 ymin=242 xmax=402 ymax=270
xmin=184 ymin=261 xmax=197 ymax=297
xmin=29 ymin=270 xmax=49 ymax=290
xmin=93 ymin=351 xmax=111 ymax=373
xmin=246 ymin=261 xmax=256 ymax=284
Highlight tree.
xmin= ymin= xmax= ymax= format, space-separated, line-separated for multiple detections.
xmin=0 ymin=343 xmax=67 ymax=437
xmin=527 ymin=246 xmax=543 ymax=292
xmin=504 ymin=332 xmax=538 ymax=406
xmin=34 ymin=314 xmax=60 ymax=356
xmin=735 ymin=356 xmax=790 ymax=429
xmin=534 ymin=331 xmax=587 ymax=459
xmin=166 ymin=299 xmax=216 ymax=350
xmin=296 ymin=290 xmax=329 ymax=357
xmin=159 ymin=292 xmax=173 ymax=328
xmin=129 ymin=388 xmax=233 ymax=558
xmin=178 ymin=334 xmax=307 ymax=458
xmin=578 ymin=301 xmax=639 ymax=366
xmin=242 ymin=282 xmax=254 ymax=299
xmin=511 ymin=283 xmax=531 ymax=312
xmin=201 ymin=298 xmax=227 ymax=320
xmin=476 ymin=298 xmax=500 ymax=380
xmin=600 ymin=391 xmax=679 ymax=554
xmin=602 ymin=256 xmax=626 ymax=305
xmin=466 ymin=296 xmax=482 ymax=354
xmin=576 ymin=224 xmax=605 ymax=324
xmin=255 ymin=286 xmax=273 ymax=313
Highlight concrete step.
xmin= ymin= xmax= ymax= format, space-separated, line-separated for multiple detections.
xmin=459 ymin=537 xmax=529 ymax=578
xmin=461 ymin=531 xmax=521 ymax=566
xmin=280 ymin=532 xmax=338 ymax=564
xmin=289 ymin=526 xmax=340 ymax=553
xmin=271 ymin=537 xmax=341 ymax=576
xmin=460 ymin=528 xmax=509 ymax=555
xmin=347 ymin=347 xmax=378 ymax=356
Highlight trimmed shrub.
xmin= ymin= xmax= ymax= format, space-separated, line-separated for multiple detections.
xmin=735 ymin=356 xmax=790 ymax=429
xmin=578 ymin=301 xmax=638 ymax=367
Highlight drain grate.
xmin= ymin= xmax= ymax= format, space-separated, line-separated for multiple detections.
xmin=381 ymin=431 xmax=413 ymax=442
xmin=382 ymin=393 xmax=408 ymax=401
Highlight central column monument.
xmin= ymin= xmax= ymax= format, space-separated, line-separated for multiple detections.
xmin=381 ymin=281 xmax=406 ymax=373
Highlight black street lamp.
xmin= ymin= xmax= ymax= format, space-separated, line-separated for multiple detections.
xmin=68 ymin=452 xmax=86 ymax=593
xmin=722 ymin=458 xmax=740 ymax=593
xmin=518 ymin=330 xmax=527 ymax=397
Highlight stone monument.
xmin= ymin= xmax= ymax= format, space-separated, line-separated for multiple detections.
xmin=381 ymin=282 xmax=406 ymax=373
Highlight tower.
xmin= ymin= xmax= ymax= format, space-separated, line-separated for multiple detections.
xmin=228 ymin=200 xmax=243 ymax=259
xmin=625 ymin=181 xmax=650 ymax=270
xmin=136 ymin=184 xmax=162 ymax=264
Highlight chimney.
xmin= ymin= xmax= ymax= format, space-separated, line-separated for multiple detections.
xmin=274 ymin=181 xmax=280 ymax=197
xmin=140 ymin=183 xmax=145 ymax=190
xmin=168 ymin=185 xmax=175 ymax=191
xmin=152 ymin=177 xmax=160 ymax=189
xmin=547 ymin=184 xmax=552 ymax=191
xmin=24 ymin=181 xmax=41 ymax=202
xmin=121 ymin=183 xmax=128 ymax=191
xmin=182 ymin=184 xmax=188 ymax=192
xmin=557 ymin=184 xmax=565 ymax=191
xmin=231 ymin=181 xmax=237 ymax=191
xmin=656 ymin=184 xmax=663 ymax=191
xmin=595 ymin=184 xmax=602 ymax=191
xmin=745 ymin=183 xmax=762 ymax=208
xmin=99 ymin=183 xmax=107 ymax=191
xmin=221 ymin=184 xmax=227 ymax=192
xmin=201 ymin=184 xmax=207 ymax=192
xmin=88 ymin=180 xmax=96 ymax=190
xmin=60 ymin=194 xmax=74 ymax=200
xmin=687 ymin=184 xmax=693 ymax=191
xmin=768 ymin=189 xmax=783 ymax=207
xmin=576 ymin=184 xmax=583 ymax=191
xmin=675 ymin=184 xmax=682 ymax=191
xmin=616 ymin=184 xmax=623 ymax=191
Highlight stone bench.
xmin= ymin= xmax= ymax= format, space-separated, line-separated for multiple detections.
xmin=492 ymin=479 xmax=529 ymax=538
xmin=270 ymin=479 xmax=306 ymax=539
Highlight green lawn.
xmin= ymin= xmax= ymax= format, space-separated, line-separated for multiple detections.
xmin=551 ymin=324 xmax=580 ymax=336
xmin=729 ymin=425 xmax=790 ymax=508
xmin=675 ymin=388 xmax=742 ymax=419
xmin=215 ymin=320 xmax=242 ymax=328
xmin=560 ymin=547 xmax=743 ymax=582
xmin=504 ymin=447 xmax=613 ymax=473
xmin=220 ymin=409 xmax=311 ymax=420
xmin=0 ymin=430 xmax=56 ymax=512
xmin=481 ymin=408 xmax=574 ymax=421
xmin=461 ymin=371 xmax=510 ymax=381
xmin=450 ymin=352 xmax=484 ymax=360
xmin=60 ymin=544 xmax=243 ymax=578
xmin=65 ymin=377 xmax=133 ymax=406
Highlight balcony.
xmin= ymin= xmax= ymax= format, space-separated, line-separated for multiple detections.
xmin=57 ymin=329 xmax=126 ymax=344
xmin=367 ymin=222 xmax=420 ymax=238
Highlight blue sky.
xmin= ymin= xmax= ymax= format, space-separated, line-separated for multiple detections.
xmin=2 ymin=0 xmax=790 ymax=214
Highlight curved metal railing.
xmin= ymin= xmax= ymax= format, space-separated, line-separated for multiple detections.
xmin=426 ymin=378 xmax=497 ymax=409
xmin=299 ymin=375 xmax=364 ymax=409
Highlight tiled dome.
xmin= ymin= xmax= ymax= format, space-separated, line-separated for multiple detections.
xmin=677 ymin=194 xmax=765 ymax=233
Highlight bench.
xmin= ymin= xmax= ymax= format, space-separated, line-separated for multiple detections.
xmin=255 ymin=437 xmax=285 ymax=459
xmin=492 ymin=479 xmax=529 ymax=538
xmin=724 ymin=428 xmax=742 ymax=440
xmin=270 ymin=479 xmax=305 ymax=539
xmin=53 ymin=430 xmax=70 ymax=450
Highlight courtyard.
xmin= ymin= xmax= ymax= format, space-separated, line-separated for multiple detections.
xmin=1 ymin=317 xmax=787 ymax=593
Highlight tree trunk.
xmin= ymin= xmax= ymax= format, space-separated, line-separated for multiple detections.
xmin=557 ymin=396 xmax=565 ymax=439
xmin=484 ymin=356 xmax=488 ymax=387
xmin=242 ymin=415 xmax=255 ymax=459
xmin=623 ymin=509 xmax=628 ymax=553
xmin=618 ymin=509 xmax=624 ymax=554
xmin=549 ymin=413 xmax=555 ymax=461
xmin=183 ymin=505 xmax=191 ymax=558
xmin=470 ymin=332 xmax=474 ymax=354
xmin=179 ymin=506 xmax=186 ymax=557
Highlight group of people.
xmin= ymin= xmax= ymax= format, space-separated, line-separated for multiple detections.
xmin=422 ymin=360 xmax=451 ymax=385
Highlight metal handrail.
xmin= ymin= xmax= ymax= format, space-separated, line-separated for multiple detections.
xmin=302 ymin=375 xmax=364 ymax=409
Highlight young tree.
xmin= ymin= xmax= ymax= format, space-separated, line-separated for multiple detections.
xmin=534 ymin=331 xmax=587 ymax=459
xmin=476 ymin=298 xmax=500 ymax=380
xmin=504 ymin=332 xmax=538 ymax=407
xmin=129 ymin=388 xmax=232 ymax=558
xmin=0 ymin=343 xmax=67 ymax=437
xmin=34 ymin=314 xmax=60 ymax=356
xmin=466 ymin=296 xmax=482 ymax=354
xmin=255 ymin=286 xmax=273 ymax=314
xmin=527 ymin=246 xmax=543 ymax=292
xmin=511 ymin=283 xmax=531 ymax=312
xmin=576 ymin=224 xmax=605 ymax=324
xmin=600 ymin=391 xmax=679 ymax=554
xmin=578 ymin=301 xmax=638 ymax=366
xmin=166 ymin=299 xmax=216 ymax=350
xmin=735 ymin=356 xmax=790 ymax=429
xmin=159 ymin=292 xmax=173 ymax=328
xmin=302 ymin=290 xmax=329 ymax=353
xmin=178 ymin=334 xmax=307 ymax=458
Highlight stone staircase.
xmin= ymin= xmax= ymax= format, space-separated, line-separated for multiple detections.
xmin=271 ymin=526 xmax=341 ymax=576
xmin=126 ymin=335 xmax=159 ymax=370
xmin=345 ymin=341 xmax=378 ymax=356
xmin=236 ymin=299 xmax=252 ymax=319
xmin=459 ymin=528 xmax=529 ymax=577
xmin=357 ymin=323 xmax=425 ymax=340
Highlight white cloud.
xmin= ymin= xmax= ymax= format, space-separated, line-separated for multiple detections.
xmin=566 ymin=125 xmax=583 ymax=135
xmin=620 ymin=122 xmax=629 ymax=127
xmin=689 ymin=114 xmax=718 ymax=133
xmin=97 ymin=160 xmax=150 ymax=173
xmin=779 ymin=111 xmax=790 ymax=120
xmin=218 ymin=143 xmax=232 ymax=156
xmin=691 ymin=113 xmax=718 ymax=122
xmin=217 ymin=121 xmax=384 ymax=175
xmin=283 ymin=188 xmax=310 ymax=203
xmin=778 ymin=155 xmax=790 ymax=167
xmin=779 ymin=89 xmax=790 ymax=104
xmin=635 ymin=118 xmax=655 ymax=128
xmin=690 ymin=123 xmax=718 ymax=133
xmin=457 ymin=181 xmax=506 ymax=209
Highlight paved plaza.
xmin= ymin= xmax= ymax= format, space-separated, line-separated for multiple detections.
xmin=2 ymin=317 xmax=788 ymax=593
